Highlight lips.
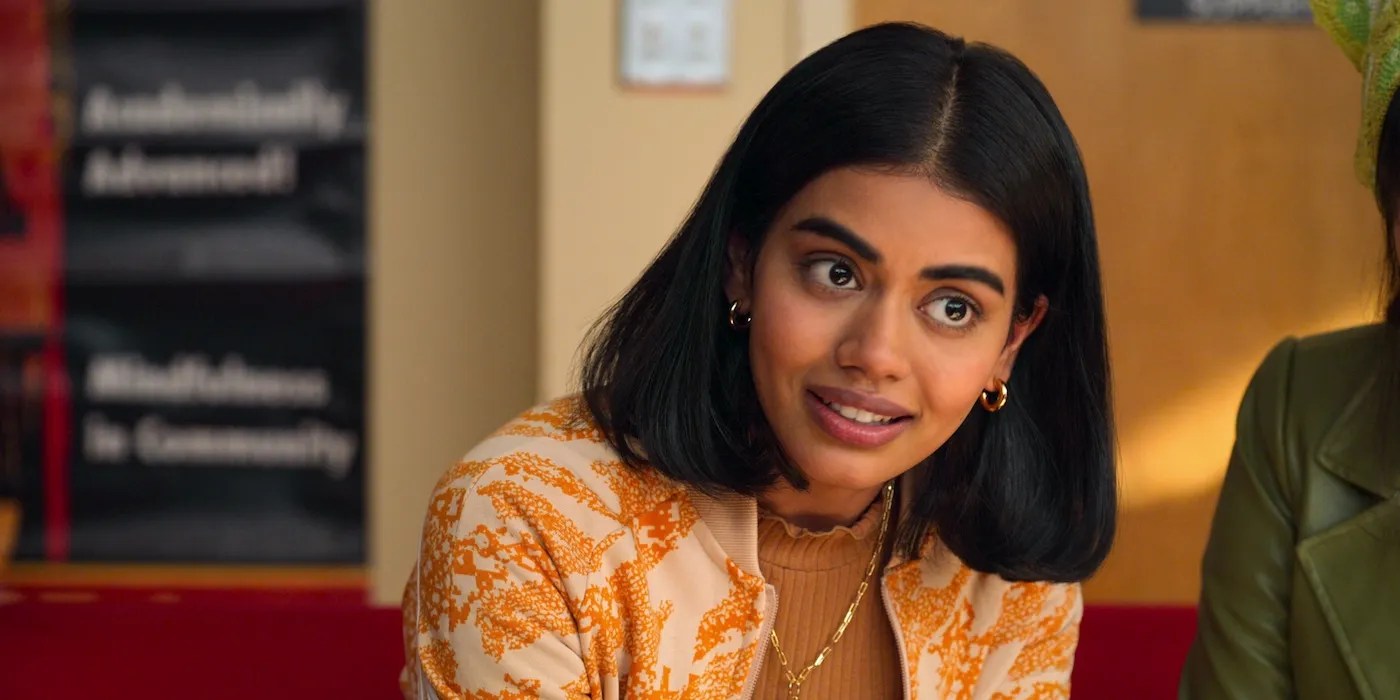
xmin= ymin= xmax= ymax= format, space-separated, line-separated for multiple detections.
xmin=808 ymin=386 xmax=913 ymax=420
xmin=804 ymin=386 xmax=913 ymax=448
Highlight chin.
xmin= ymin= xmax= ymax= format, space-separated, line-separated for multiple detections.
xmin=792 ymin=451 xmax=898 ymax=492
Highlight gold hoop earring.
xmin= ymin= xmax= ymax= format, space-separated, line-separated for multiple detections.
xmin=980 ymin=378 xmax=1008 ymax=412
xmin=728 ymin=300 xmax=751 ymax=329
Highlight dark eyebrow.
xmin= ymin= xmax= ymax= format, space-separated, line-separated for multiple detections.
xmin=921 ymin=265 xmax=1005 ymax=295
xmin=791 ymin=216 xmax=881 ymax=263
xmin=793 ymin=216 xmax=1005 ymax=295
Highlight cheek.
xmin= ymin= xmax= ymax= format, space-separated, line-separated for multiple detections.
xmin=748 ymin=271 xmax=838 ymax=394
xmin=910 ymin=340 xmax=1005 ymax=416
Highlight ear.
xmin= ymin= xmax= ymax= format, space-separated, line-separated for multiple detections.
xmin=724 ymin=234 xmax=751 ymax=306
xmin=989 ymin=294 xmax=1048 ymax=389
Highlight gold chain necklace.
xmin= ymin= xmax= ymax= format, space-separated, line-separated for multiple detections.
xmin=767 ymin=481 xmax=895 ymax=699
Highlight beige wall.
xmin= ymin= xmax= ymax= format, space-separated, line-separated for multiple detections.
xmin=537 ymin=0 xmax=794 ymax=397
xmin=791 ymin=0 xmax=855 ymax=63
xmin=368 ymin=0 xmax=540 ymax=605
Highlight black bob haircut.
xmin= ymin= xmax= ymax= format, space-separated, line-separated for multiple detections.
xmin=581 ymin=22 xmax=1116 ymax=583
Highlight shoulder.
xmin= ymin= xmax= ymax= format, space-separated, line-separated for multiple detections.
xmin=428 ymin=396 xmax=681 ymax=534
xmin=1254 ymin=324 xmax=1386 ymax=400
xmin=1240 ymin=324 xmax=1388 ymax=447
xmin=965 ymin=571 xmax=1082 ymax=641
xmin=434 ymin=396 xmax=611 ymax=493
xmin=888 ymin=546 xmax=1082 ymax=643
xmin=1290 ymin=323 xmax=1388 ymax=377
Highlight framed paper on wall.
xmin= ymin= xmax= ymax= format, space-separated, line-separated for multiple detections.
xmin=618 ymin=0 xmax=731 ymax=90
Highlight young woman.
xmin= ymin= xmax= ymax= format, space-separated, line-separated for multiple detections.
xmin=403 ymin=22 xmax=1115 ymax=699
xmin=1180 ymin=2 xmax=1400 ymax=698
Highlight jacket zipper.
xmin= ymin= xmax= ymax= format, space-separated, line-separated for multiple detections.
xmin=739 ymin=585 xmax=778 ymax=700
xmin=881 ymin=575 xmax=912 ymax=699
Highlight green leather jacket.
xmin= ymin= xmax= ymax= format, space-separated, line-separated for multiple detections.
xmin=1180 ymin=325 xmax=1400 ymax=699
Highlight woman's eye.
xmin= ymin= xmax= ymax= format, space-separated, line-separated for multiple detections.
xmin=810 ymin=260 xmax=858 ymax=290
xmin=924 ymin=296 xmax=977 ymax=328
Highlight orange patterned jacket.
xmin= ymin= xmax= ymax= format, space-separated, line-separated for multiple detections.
xmin=401 ymin=399 xmax=1081 ymax=699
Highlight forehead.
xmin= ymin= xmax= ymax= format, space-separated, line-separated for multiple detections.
xmin=776 ymin=167 xmax=1016 ymax=268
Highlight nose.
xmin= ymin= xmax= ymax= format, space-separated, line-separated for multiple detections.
xmin=834 ymin=295 xmax=913 ymax=384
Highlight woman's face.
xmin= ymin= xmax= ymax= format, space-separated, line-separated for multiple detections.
xmin=728 ymin=167 xmax=1044 ymax=495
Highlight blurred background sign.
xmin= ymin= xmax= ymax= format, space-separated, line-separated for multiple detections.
xmin=1 ymin=0 xmax=367 ymax=564
xmin=1137 ymin=0 xmax=1312 ymax=21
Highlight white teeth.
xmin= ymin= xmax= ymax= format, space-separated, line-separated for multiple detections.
xmin=825 ymin=400 xmax=896 ymax=425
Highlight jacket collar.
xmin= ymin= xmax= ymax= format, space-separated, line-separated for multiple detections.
xmin=1316 ymin=367 xmax=1400 ymax=499
xmin=685 ymin=486 xmax=762 ymax=577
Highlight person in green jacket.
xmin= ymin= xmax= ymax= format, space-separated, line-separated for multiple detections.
xmin=1179 ymin=2 xmax=1400 ymax=698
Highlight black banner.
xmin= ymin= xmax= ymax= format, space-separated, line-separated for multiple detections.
xmin=60 ymin=282 xmax=364 ymax=561
xmin=6 ymin=0 xmax=367 ymax=563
